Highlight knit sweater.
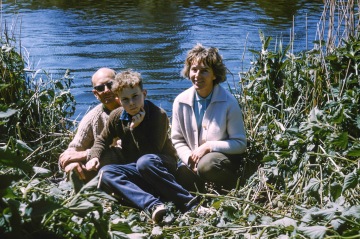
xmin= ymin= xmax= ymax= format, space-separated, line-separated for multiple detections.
xmin=89 ymin=100 xmax=177 ymax=163
xmin=67 ymin=103 xmax=111 ymax=152
xmin=171 ymin=84 xmax=247 ymax=166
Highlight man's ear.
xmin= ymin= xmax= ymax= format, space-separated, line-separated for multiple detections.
xmin=142 ymin=89 xmax=147 ymax=98
xmin=92 ymin=89 xmax=100 ymax=100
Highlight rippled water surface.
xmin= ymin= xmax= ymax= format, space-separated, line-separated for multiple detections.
xmin=1 ymin=0 xmax=324 ymax=117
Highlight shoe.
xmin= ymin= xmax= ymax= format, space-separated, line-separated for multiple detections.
xmin=196 ymin=206 xmax=216 ymax=216
xmin=151 ymin=204 xmax=168 ymax=224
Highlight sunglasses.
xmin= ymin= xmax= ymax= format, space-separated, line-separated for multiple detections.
xmin=93 ymin=81 xmax=113 ymax=92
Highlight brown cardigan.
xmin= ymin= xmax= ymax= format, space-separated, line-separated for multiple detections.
xmin=89 ymin=100 xmax=177 ymax=164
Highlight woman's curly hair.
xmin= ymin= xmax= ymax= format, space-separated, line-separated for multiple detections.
xmin=181 ymin=43 xmax=227 ymax=85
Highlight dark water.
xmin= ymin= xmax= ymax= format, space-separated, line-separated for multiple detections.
xmin=1 ymin=0 xmax=324 ymax=118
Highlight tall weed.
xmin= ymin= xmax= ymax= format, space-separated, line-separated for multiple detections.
xmin=2 ymin=0 xmax=360 ymax=238
xmin=235 ymin=1 xmax=360 ymax=237
xmin=0 ymin=23 xmax=76 ymax=167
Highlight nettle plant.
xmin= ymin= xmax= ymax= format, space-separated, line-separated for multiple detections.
xmin=239 ymin=31 xmax=360 ymax=237
xmin=1 ymin=32 xmax=76 ymax=167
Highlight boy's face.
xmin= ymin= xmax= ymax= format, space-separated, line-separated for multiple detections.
xmin=118 ymin=86 xmax=146 ymax=116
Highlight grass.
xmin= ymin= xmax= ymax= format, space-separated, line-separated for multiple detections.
xmin=1 ymin=0 xmax=360 ymax=238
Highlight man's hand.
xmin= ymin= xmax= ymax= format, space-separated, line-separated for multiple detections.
xmin=130 ymin=107 xmax=145 ymax=129
xmin=59 ymin=150 xmax=87 ymax=169
xmin=64 ymin=162 xmax=86 ymax=180
xmin=86 ymin=157 xmax=100 ymax=171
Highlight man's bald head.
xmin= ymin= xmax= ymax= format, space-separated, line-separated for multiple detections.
xmin=91 ymin=67 xmax=120 ymax=111
xmin=92 ymin=67 xmax=116 ymax=86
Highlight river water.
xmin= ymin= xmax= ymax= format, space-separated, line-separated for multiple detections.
xmin=1 ymin=0 xmax=324 ymax=118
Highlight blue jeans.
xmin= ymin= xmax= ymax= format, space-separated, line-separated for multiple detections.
xmin=100 ymin=154 xmax=197 ymax=213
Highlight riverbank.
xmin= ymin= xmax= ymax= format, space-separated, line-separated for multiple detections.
xmin=2 ymin=0 xmax=360 ymax=238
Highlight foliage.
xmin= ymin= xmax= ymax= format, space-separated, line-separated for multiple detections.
xmin=0 ymin=25 xmax=76 ymax=168
xmin=2 ymin=0 xmax=360 ymax=238
xmin=235 ymin=30 xmax=360 ymax=238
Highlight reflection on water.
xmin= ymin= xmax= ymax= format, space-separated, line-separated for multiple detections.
xmin=1 ymin=0 xmax=324 ymax=118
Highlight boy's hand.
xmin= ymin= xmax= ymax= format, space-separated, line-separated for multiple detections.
xmin=64 ymin=162 xmax=87 ymax=180
xmin=130 ymin=107 xmax=145 ymax=129
xmin=86 ymin=158 xmax=100 ymax=171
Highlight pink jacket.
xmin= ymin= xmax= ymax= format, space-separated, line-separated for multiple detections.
xmin=171 ymin=84 xmax=247 ymax=165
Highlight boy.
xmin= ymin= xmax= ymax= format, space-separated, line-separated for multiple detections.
xmin=86 ymin=69 xmax=198 ymax=224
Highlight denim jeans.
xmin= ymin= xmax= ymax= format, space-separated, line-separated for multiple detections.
xmin=100 ymin=154 xmax=197 ymax=213
xmin=64 ymin=147 xmax=124 ymax=193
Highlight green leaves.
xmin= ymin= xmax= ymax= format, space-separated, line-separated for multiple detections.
xmin=297 ymin=226 xmax=327 ymax=239
xmin=344 ymin=143 xmax=360 ymax=156
xmin=27 ymin=197 xmax=62 ymax=218
xmin=239 ymin=14 xmax=360 ymax=238
xmin=326 ymin=132 xmax=348 ymax=150
xmin=304 ymin=178 xmax=321 ymax=202
xmin=0 ymin=139 xmax=33 ymax=172
xmin=330 ymin=182 xmax=342 ymax=201
xmin=2 ymin=2 xmax=360 ymax=238
xmin=342 ymin=170 xmax=359 ymax=193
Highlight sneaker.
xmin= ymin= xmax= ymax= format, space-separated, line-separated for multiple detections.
xmin=151 ymin=204 xmax=168 ymax=224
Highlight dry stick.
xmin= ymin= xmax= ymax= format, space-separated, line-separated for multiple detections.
xmin=307 ymin=152 xmax=357 ymax=165
xmin=287 ymin=169 xmax=306 ymax=203
xmin=318 ymin=145 xmax=344 ymax=176
xmin=23 ymin=145 xmax=43 ymax=161
xmin=284 ymin=93 xmax=302 ymax=128
xmin=163 ymin=221 xmax=267 ymax=238
xmin=251 ymin=113 xmax=264 ymax=139
xmin=240 ymin=32 xmax=249 ymax=76
xmin=327 ymin=0 xmax=335 ymax=51
xmin=306 ymin=13 xmax=308 ymax=51
xmin=195 ymin=191 xmax=298 ymax=220
xmin=292 ymin=15 xmax=294 ymax=54
xmin=195 ymin=226 xmax=260 ymax=239
xmin=261 ymin=168 xmax=273 ymax=207
xmin=339 ymin=60 xmax=352 ymax=97
xmin=0 ymin=0 xmax=2 ymax=35
xmin=358 ymin=0 xmax=360 ymax=34
xmin=308 ymin=163 xmax=324 ymax=207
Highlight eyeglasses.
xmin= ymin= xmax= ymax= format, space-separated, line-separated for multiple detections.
xmin=93 ymin=81 xmax=113 ymax=92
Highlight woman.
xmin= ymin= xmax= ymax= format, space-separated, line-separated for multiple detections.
xmin=171 ymin=43 xmax=247 ymax=192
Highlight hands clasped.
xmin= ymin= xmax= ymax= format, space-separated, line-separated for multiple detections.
xmin=130 ymin=107 xmax=145 ymax=129
xmin=188 ymin=142 xmax=211 ymax=173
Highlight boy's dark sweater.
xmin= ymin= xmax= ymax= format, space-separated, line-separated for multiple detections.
xmin=90 ymin=100 xmax=177 ymax=163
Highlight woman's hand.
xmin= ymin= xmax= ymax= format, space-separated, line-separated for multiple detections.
xmin=189 ymin=142 xmax=211 ymax=172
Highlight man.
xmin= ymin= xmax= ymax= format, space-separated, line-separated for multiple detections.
xmin=59 ymin=67 xmax=122 ymax=190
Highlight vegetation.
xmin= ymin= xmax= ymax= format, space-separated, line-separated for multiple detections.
xmin=1 ymin=0 xmax=360 ymax=238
